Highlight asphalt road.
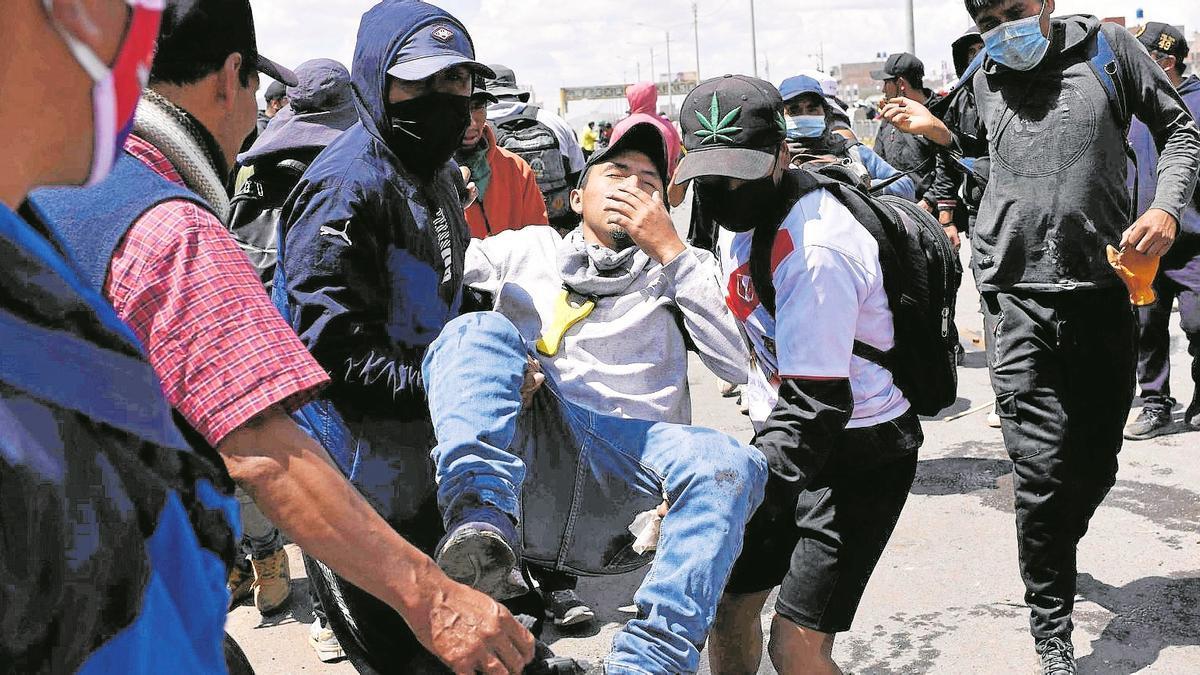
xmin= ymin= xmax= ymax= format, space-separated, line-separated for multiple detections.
xmin=228 ymin=206 xmax=1200 ymax=674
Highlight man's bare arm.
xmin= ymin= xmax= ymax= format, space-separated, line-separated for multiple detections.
xmin=217 ymin=406 xmax=535 ymax=675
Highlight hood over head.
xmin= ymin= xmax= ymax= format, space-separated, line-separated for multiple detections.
xmin=350 ymin=0 xmax=484 ymax=145
xmin=626 ymin=82 xmax=659 ymax=115
xmin=952 ymin=28 xmax=983 ymax=77
xmin=981 ymin=14 xmax=1100 ymax=75
xmin=239 ymin=58 xmax=357 ymax=164
xmin=1179 ymin=74 xmax=1200 ymax=97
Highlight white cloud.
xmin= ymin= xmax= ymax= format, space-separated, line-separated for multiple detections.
xmin=251 ymin=0 xmax=1200 ymax=121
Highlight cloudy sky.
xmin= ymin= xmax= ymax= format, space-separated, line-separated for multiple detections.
xmin=251 ymin=0 xmax=1200 ymax=120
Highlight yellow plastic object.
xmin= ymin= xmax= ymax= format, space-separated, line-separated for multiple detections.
xmin=535 ymin=289 xmax=596 ymax=357
xmin=1106 ymin=244 xmax=1159 ymax=306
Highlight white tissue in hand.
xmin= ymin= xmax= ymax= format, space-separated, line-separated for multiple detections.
xmin=628 ymin=508 xmax=662 ymax=555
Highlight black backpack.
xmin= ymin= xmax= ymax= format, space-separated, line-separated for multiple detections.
xmin=750 ymin=169 xmax=961 ymax=416
xmin=490 ymin=106 xmax=572 ymax=221
xmin=227 ymin=158 xmax=310 ymax=291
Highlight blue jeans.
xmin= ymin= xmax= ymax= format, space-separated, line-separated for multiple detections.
xmin=235 ymin=487 xmax=283 ymax=559
xmin=423 ymin=312 xmax=768 ymax=675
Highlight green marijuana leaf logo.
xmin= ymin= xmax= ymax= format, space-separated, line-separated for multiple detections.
xmin=695 ymin=93 xmax=742 ymax=144
xmin=776 ymin=111 xmax=787 ymax=134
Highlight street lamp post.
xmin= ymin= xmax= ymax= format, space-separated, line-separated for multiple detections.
xmin=750 ymin=0 xmax=759 ymax=77
xmin=905 ymin=0 xmax=915 ymax=54
xmin=666 ymin=30 xmax=675 ymax=116
xmin=650 ymin=46 xmax=656 ymax=89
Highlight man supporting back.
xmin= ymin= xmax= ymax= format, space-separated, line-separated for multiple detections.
xmin=881 ymin=2 xmax=1200 ymax=671
xmin=277 ymin=2 xmax=547 ymax=672
xmin=674 ymin=75 xmax=923 ymax=675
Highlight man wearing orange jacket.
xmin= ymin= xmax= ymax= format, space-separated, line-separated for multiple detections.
xmin=457 ymin=81 xmax=548 ymax=239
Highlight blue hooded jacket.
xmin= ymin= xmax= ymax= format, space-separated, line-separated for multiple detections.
xmin=276 ymin=0 xmax=474 ymax=526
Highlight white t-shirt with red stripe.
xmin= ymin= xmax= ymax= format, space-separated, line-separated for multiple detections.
xmin=717 ymin=188 xmax=910 ymax=429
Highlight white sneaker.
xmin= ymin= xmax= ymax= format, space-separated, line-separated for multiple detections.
xmin=986 ymin=411 xmax=1001 ymax=428
xmin=309 ymin=619 xmax=345 ymax=663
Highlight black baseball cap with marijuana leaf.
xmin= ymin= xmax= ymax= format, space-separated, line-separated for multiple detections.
xmin=674 ymin=74 xmax=786 ymax=184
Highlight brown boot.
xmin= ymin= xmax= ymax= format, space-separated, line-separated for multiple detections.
xmin=251 ymin=548 xmax=291 ymax=614
xmin=227 ymin=559 xmax=253 ymax=609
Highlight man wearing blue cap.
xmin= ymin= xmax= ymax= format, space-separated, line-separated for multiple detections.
xmin=277 ymin=2 xmax=549 ymax=673
xmin=778 ymin=74 xmax=916 ymax=201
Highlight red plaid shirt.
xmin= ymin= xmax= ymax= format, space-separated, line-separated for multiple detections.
xmin=105 ymin=135 xmax=329 ymax=446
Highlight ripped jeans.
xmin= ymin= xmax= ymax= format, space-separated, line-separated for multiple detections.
xmin=423 ymin=312 xmax=767 ymax=675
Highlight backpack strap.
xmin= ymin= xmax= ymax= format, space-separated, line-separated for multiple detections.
xmin=275 ymin=159 xmax=310 ymax=177
xmin=1087 ymin=30 xmax=1128 ymax=128
xmin=1087 ymin=28 xmax=1138 ymax=214
xmin=747 ymin=171 xmax=901 ymax=370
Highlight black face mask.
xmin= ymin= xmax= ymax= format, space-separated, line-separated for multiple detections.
xmin=696 ymin=175 xmax=785 ymax=233
xmin=385 ymin=92 xmax=471 ymax=178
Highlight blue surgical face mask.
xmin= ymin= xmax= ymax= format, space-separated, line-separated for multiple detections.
xmin=981 ymin=1 xmax=1050 ymax=71
xmin=785 ymin=114 xmax=826 ymax=140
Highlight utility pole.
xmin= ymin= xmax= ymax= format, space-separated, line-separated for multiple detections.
xmin=692 ymin=2 xmax=701 ymax=81
xmin=905 ymin=0 xmax=915 ymax=54
xmin=666 ymin=30 xmax=675 ymax=116
xmin=750 ymin=0 xmax=759 ymax=77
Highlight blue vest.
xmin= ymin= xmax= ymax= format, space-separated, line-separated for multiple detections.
xmin=13 ymin=155 xmax=236 ymax=674
xmin=28 ymin=152 xmax=210 ymax=292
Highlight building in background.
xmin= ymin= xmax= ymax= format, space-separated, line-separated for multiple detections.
xmin=832 ymin=60 xmax=887 ymax=100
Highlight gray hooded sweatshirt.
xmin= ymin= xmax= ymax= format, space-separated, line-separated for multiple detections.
xmin=464 ymin=226 xmax=748 ymax=425
xmin=963 ymin=15 xmax=1200 ymax=292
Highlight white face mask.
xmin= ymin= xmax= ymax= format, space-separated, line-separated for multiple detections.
xmin=785 ymin=115 xmax=827 ymax=139
xmin=43 ymin=0 xmax=164 ymax=186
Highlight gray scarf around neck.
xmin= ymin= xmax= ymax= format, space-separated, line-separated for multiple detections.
xmin=557 ymin=228 xmax=652 ymax=297
xmin=133 ymin=90 xmax=230 ymax=222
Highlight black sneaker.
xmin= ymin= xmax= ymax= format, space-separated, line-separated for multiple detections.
xmin=544 ymin=589 xmax=595 ymax=628
xmin=1036 ymin=637 xmax=1076 ymax=675
xmin=1123 ymin=405 xmax=1173 ymax=440
xmin=435 ymin=508 xmax=529 ymax=600
xmin=514 ymin=615 xmax=591 ymax=675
